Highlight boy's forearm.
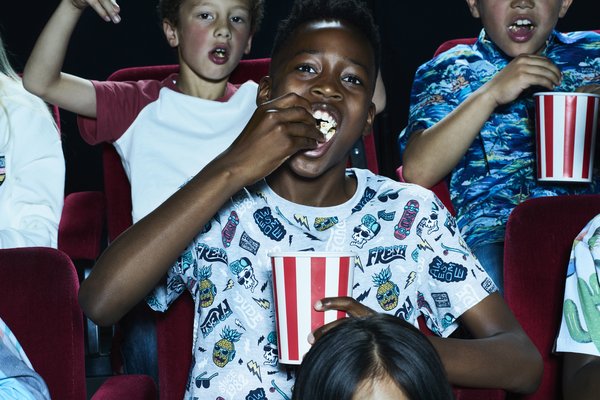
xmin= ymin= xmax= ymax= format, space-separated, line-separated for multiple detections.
xmin=23 ymin=1 xmax=96 ymax=117
xmin=563 ymin=353 xmax=600 ymax=400
xmin=430 ymin=331 xmax=542 ymax=393
xmin=79 ymin=159 xmax=248 ymax=327
xmin=401 ymin=88 xmax=497 ymax=187
xmin=427 ymin=294 xmax=543 ymax=393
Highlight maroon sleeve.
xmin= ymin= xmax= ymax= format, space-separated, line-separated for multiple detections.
xmin=77 ymin=79 xmax=162 ymax=145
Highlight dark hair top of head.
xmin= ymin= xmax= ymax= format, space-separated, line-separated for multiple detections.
xmin=291 ymin=314 xmax=454 ymax=400
xmin=271 ymin=0 xmax=381 ymax=72
xmin=157 ymin=0 xmax=265 ymax=33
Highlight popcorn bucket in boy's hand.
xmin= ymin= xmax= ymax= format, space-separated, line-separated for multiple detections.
xmin=534 ymin=92 xmax=600 ymax=182
xmin=270 ymin=252 xmax=355 ymax=365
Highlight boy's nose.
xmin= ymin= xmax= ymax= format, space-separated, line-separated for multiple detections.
xmin=511 ymin=0 xmax=534 ymax=9
xmin=214 ymin=23 xmax=232 ymax=39
xmin=311 ymin=79 xmax=342 ymax=101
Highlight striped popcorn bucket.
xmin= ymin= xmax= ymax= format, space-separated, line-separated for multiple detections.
xmin=270 ymin=252 xmax=355 ymax=365
xmin=534 ymin=92 xmax=600 ymax=182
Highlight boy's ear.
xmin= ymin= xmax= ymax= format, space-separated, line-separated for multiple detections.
xmin=257 ymin=76 xmax=273 ymax=106
xmin=244 ymin=35 xmax=253 ymax=55
xmin=362 ymin=102 xmax=376 ymax=137
xmin=163 ymin=19 xmax=179 ymax=48
xmin=465 ymin=0 xmax=480 ymax=18
xmin=558 ymin=0 xmax=573 ymax=18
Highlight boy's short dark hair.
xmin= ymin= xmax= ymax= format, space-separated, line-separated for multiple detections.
xmin=157 ymin=0 xmax=265 ymax=34
xmin=271 ymin=0 xmax=381 ymax=73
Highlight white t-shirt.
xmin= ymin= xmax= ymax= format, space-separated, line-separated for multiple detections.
xmin=0 ymin=75 xmax=64 ymax=248
xmin=79 ymin=75 xmax=258 ymax=222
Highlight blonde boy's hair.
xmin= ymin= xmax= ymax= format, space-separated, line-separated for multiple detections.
xmin=158 ymin=0 xmax=265 ymax=34
xmin=0 ymin=33 xmax=58 ymax=149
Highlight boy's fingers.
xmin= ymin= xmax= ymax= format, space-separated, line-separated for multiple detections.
xmin=263 ymin=106 xmax=324 ymax=142
xmin=309 ymin=298 xmax=377 ymax=343
xmin=316 ymin=296 xmax=375 ymax=317
xmin=515 ymin=55 xmax=561 ymax=84
xmin=86 ymin=0 xmax=121 ymax=23
xmin=575 ymin=84 xmax=600 ymax=95
xmin=310 ymin=319 xmax=347 ymax=343
xmin=263 ymin=92 xmax=314 ymax=117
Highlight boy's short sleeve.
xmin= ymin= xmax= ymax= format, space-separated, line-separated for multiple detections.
xmin=411 ymin=188 xmax=496 ymax=337
xmin=398 ymin=51 xmax=477 ymax=156
xmin=145 ymin=247 xmax=193 ymax=312
xmin=77 ymin=79 xmax=164 ymax=145
xmin=146 ymin=211 xmax=225 ymax=313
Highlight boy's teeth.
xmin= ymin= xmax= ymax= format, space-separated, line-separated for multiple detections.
xmin=313 ymin=110 xmax=337 ymax=142
xmin=509 ymin=19 xmax=533 ymax=30
xmin=215 ymin=49 xmax=226 ymax=57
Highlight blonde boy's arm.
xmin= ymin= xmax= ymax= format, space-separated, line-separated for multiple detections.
xmin=402 ymin=54 xmax=562 ymax=188
xmin=23 ymin=0 xmax=120 ymax=118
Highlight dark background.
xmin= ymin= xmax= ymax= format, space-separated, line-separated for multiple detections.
xmin=1 ymin=0 xmax=598 ymax=194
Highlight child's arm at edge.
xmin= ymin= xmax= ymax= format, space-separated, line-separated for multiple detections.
xmin=23 ymin=0 xmax=121 ymax=118
xmin=401 ymin=54 xmax=561 ymax=188
xmin=562 ymin=353 xmax=600 ymax=400
xmin=78 ymin=90 xmax=324 ymax=327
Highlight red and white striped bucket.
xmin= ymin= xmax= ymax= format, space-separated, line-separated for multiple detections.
xmin=534 ymin=92 xmax=600 ymax=182
xmin=270 ymin=252 xmax=355 ymax=365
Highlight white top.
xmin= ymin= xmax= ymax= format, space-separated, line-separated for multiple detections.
xmin=0 ymin=75 xmax=64 ymax=248
xmin=112 ymin=80 xmax=258 ymax=223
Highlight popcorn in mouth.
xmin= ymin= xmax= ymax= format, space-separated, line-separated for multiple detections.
xmin=508 ymin=19 xmax=534 ymax=32
xmin=214 ymin=48 xmax=227 ymax=58
xmin=313 ymin=110 xmax=338 ymax=142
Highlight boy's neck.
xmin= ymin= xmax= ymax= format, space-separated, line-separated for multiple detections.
xmin=266 ymin=165 xmax=357 ymax=208
xmin=176 ymin=67 xmax=229 ymax=100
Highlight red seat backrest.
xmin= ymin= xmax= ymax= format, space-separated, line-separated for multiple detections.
xmin=0 ymin=247 xmax=87 ymax=400
xmin=503 ymin=194 xmax=600 ymax=400
xmin=433 ymin=37 xmax=477 ymax=57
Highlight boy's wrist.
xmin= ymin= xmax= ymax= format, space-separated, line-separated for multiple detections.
xmin=60 ymin=0 xmax=86 ymax=15
xmin=474 ymin=85 xmax=501 ymax=111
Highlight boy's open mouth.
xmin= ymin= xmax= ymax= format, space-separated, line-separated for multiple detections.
xmin=213 ymin=48 xmax=227 ymax=59
xmin=508 ymin=19 xmax=534 ymax=35
xmin=313 ymin=109 xmax=338 ymax=142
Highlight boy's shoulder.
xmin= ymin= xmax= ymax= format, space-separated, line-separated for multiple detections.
xmin=416 ymin=34 xmax=484 ymax=76
xmin=357 ymin=168 xmax=442 ymax=205
xmin=557 ymin=30 xmax=600 ymax=44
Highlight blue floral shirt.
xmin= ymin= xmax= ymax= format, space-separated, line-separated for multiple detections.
xmin=398 ymin=29 xmax=600 ymax=249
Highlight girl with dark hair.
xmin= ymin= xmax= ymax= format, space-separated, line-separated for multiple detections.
xmin=293 ymin=314 xmax=454 ymax=400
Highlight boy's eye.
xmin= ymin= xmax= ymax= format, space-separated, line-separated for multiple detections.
xmin=230 ymin=16 xmax=245 ymax=23
xmin=296 ymin=65 xmax=316 ymax=74
xmin=343 ymin=75 xmax=363 ymax=86
xmin=198 ymin=12 xmax=213 ymax=20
